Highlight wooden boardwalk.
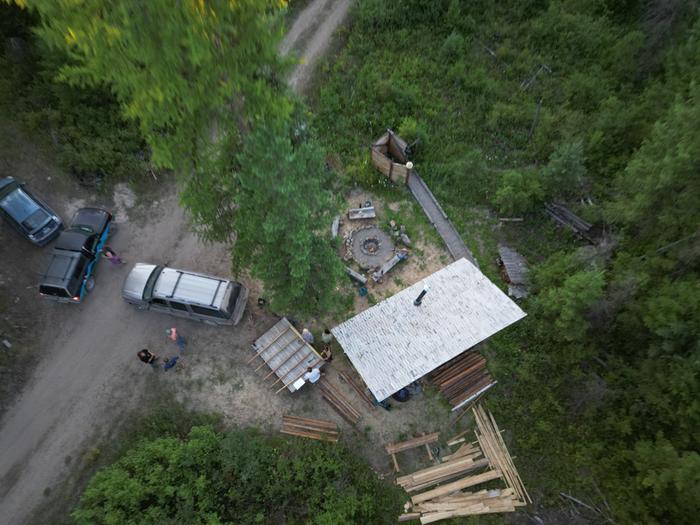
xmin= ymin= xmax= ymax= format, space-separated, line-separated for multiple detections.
xmin=407 ymin=172 xmax=476 ymax=265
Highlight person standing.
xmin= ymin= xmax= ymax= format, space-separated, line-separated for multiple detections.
xmin=137 ymin=349 xmax=159 ymax=370
xmin=303 ymin=366 xmax=321 ymax=384
xmin=321 ymin=328 xmax=333 ymax=344
xmin=166 ymin=327 xmax=187 ymax=351
xmin=102 ymin=246 xmax=124 ymax=265
xmin=301 ymin=328 xmax=314 ymax=344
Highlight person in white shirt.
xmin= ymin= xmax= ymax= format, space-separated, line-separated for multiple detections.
xmin=303 ymin=366 xmax=321 ymax=383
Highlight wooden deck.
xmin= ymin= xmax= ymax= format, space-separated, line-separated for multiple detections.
xmin=250 ymin=318 xmax=322 ymax=393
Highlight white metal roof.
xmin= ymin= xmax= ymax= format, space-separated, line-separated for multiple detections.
xmin=153 ymin=268 xmax=228 ymax=308
xmin=331 ymin=258 xmax=526 ymax=401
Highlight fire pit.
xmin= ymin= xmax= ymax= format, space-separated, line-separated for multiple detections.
xmin=349 ymin=226 xmax=394 ymax=269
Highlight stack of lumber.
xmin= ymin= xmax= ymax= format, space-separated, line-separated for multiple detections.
xmin=385 ymin=433 xmax=439 ymax=472
xmin=317 ymin=380 xmax=361 ymax=425
xmin=281 ymin=415 xmax=339 ymax=443
xmin=338 ymin=371 xmax=374 ymax=409
xmin=396 ymin=448 xmax=487 ymax=492
xmin=397 ymin=404 xmax=530 ymax=523
xmin=545 ymin=202 xmax=595 ymax=243
xmin=472 ymin=404 xmax=531 ymax=504
xmin=429 ymin=351 xmax=496 ymax=410
xmin=412 ymin=488 xmax=526 ymax=523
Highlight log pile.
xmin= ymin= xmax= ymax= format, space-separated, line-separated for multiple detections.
xmin=280 ymin=415 xmax=339 ymax=443
xmin=429 ymin=351 xmax=496 ymax=410
xmin=317 ymin=380 xmax=361 ymax=425
xmin=398 ymin=404 xmax=530 ymax=523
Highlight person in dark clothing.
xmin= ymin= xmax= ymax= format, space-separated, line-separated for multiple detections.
xmin=137 ymin=349 xmax=159 ymax=369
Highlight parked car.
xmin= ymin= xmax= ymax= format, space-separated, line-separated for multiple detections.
xmin=0 ymin=177 xmax=62 ymax=245
xmin=39 ymin=207 xmax=112 ymax=302
xmin=122 ymin=263 xmax=249 ymax=325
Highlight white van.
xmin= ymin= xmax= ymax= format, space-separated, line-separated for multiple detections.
xmin=121 ymin=263 xmax=248 ymax=325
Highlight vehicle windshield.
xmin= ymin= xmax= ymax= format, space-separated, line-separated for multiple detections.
xmin=224 ymin=283 xmax=241 ymax=315
xmin=0 ymin=187 xmax=49 ymax=231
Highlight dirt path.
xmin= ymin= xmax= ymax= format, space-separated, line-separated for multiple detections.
xmin=281 ymin=0 xmax=353 ymax=93
xmin=0 ymin=3 xmax=356 ymax=524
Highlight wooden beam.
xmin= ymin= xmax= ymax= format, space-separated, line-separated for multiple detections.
xmin=270 ymin=351 xmax=312 ymax=386
xmin=247 ymin=325 xmax=291 ymax=364
xmin=262 ymin=340 xmax=305 ymax=378
xmin=386 ymin=433 xmax=440 ymax=455
xmin=275 ymin=358 xmax=322 ymax=394
xmin=411 ymin=469 xmax=502 ymax=505
xmin=254 ymin=336 xmax=297 ymax=371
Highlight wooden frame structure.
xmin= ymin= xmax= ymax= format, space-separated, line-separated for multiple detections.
xmin=385 ymin=432 xmax=440 ymax=472
xmin=249 ymin=318 xmax=323 ymax=394
xmin=370 ymin=129 xmax=412 ymax=185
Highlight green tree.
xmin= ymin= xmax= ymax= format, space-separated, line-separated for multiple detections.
xmin=16 ymin=0 xmax=288 ymax=169
xmin=221 ymin=119 xmax=345 ymax=315
xmin=493 ymin=169 xmax=544 ymax=215
xmin=72 ymin=425 xmax=403 ymax=525
xmin=541 ymin=140 xmax=588 ymax=198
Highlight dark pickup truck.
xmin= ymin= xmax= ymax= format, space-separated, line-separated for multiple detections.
xmin=39 ymin=208 xmax=112 ymax=303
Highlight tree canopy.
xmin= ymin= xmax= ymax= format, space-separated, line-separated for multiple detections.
xmin=71 ymin=426 xmax=402 ymax=525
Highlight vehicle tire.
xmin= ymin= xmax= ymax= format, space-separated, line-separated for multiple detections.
xmin=85 ymin=277 xmax=95 ymax=292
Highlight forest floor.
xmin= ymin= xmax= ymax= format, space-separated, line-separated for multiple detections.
xmin=0 ymin=2 xmax=465 ymax=524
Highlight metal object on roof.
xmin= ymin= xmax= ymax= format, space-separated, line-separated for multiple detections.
xmin=497 ymin=245 xmax=529 ymax=299
xmin=153 ymin=268 xmax=229 ymax=309
xmin=331 ymin=258 xmax=526 ymax=402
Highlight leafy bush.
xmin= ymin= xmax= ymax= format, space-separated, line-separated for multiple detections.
xmin=493 ymin=168 xmax=544 ymax=215
xmin=541 ymin=140 xmax=588 ymax=198
xmin=440 ymin=30 xmax=464 ymax=61
xmin=72 ymin=426 xmax=403 ymax=525
xmin=397 ymin=116 xmax=427 ymax=147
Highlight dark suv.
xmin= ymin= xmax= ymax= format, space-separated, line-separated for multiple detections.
xmin=39 ymin=208 xmax=112 ymax=302
xmin=0 ymin=177 xmax=63 ymax=245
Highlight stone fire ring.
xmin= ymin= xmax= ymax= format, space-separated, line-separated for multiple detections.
xmin=350 ymin=225 xmax=395 ymax=270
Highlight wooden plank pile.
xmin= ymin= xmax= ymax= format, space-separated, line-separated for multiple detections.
xmin=545 ymin=202 xmax=595 ymax=243
xmin=398 ymin=405 xmax=530 ymax=523
xmin=338 ymin=371 xmax=375 ymax=409
xmin=317 ymin=380 xmax=361 ymax=425
xmin=281 ymin=415 xmax=339 ymax=443
xmin=385 ymin=432 xmax=439 ymax=472
xmin=429 ymin=351 xmax=496 ymax=411
xmin=472 ymin=404 xmax=531 ymax=505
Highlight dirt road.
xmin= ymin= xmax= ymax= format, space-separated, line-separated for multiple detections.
xmin=0 ymin=3 xmax=354 ymax=524
xmin=282 ymin=0 xmax=353 ymax=93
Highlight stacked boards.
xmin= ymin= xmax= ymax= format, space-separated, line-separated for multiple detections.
xmin=281 ymin=415 xmax=339 ymax=443
xmin=318 ymin=380 xmax=362 ymax=425
xmin=429 ymin=351 xmax=496 ymax=411
xmin=398 ymin=404 xmax=530 ymax=523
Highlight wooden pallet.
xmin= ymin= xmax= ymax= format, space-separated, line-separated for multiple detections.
xmin=281 ymin=415 xmax=339 ymax=443
xmin=317 ymin=380 xmax=361 ymax=425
